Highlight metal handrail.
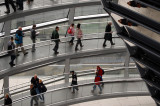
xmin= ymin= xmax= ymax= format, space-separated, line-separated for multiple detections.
xmin=0 ymin=32 xmax=118 ymax=56
xmin=0 ymin=66 xmax=137 ymax=94
xmin=8 ymin=78 xmax=143 ymax=106
xmin=0 ymin=66 xmax=138 ymax=104
xmin=0 ymin=20 xmax=109 ymax=38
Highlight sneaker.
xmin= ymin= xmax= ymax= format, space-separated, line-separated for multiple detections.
xmin=81 ymin=45 xmax=84 ymax=47
xmin=75 ymin=48 xmax=78 ymax=51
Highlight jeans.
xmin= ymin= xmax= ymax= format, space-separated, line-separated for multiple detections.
xmin=75 ymin=38 xmax=82 ymax=49
xmin=35 ymin=88 xmax=42 ymax=100
xmin=53 ymin=40 xmax=59 ymax=53
xmin=69 ymin=36 xmax=74 ymax=44
xmin=10 ymin=54 xmax=16 ymax=65
xmin=30 ymin=96 xmax=38 ymax=106
xmin=31 ymin=39 xmax=36 ymax=52
xmin=41 ymin=94 xmax=44 ymax=101
xmin=93 ymin=84 xmax=102 ymax=91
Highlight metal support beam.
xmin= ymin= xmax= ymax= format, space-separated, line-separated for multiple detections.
xmin=3 ymin=76 xmax=9 ymax=96
xmin=124 ymin=50 xmax=130 ymax=78
xmin=64 ymin=58 xmax=70 ymax=85
xmin=3 ymin=20 xmax=11 ymax=51
xmin=68 ymin=8 xmax=75 ymax=26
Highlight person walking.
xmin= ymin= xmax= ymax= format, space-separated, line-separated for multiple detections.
xmin=8 ymin=37 xmax=16 ymax=67
xmin=51 ymin=26 xmax=60 ymax=54
xmin=103 ymin=22 xmax=115 ymax=47
xmin=16 ymin=0 xmax=23 ymax=10
xmin=67 ymin=23 xmax=75 ymax=45
xmin=30 ymin=84 xmax=38 ymax=106
xmin=38 ymin=79 xmax=47 ymax=102
xmin=91 ymin=72 xmax=102 ymax=94
xmin=15 ymin=27 xmax=28 ymax=56
xmin=70 ymin=71 xmax=79 ymax=93
xmin=96 ymin=66 xmax=104 ymax=86
xmin=4 ymin=0 xmax=16 ymax=14
xmin=75 ymin=23 xmax=83 ymax=51
xmin=4 ymin=94 xmax=12 ymax=106
xmin=30 ymin=24 xmax=38 ymax=52
xmin=31 ymin=74 xmax=42 ymax=101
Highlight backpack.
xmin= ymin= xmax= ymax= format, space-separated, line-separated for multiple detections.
xmin=42 ymin=85 xmax=47 ymax=92
xmin=67 ymin=27 xmax=72 ymax=34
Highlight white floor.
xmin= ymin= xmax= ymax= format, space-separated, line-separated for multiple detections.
xmin=70 ymin=96 xmax=156 ymax=106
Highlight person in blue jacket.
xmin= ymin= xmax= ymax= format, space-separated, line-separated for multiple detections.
xmin=15 ymin=27 xmax=28 ymax=56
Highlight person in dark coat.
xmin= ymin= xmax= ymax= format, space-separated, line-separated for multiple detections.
xmin=30 ymin=24 xmax=38 ymax=52
xmin=4 ymin=94 xmax=12 ymax=106
xmin=38 ymin=79 xmax=47 ymax=102
xmin=30 ymin=84 xmax=38 ymax=106
xmin=8 ymin=37 xmax=16 ymax=67
xmin=31 ymin=74 xmax=42 ymax=101
xmin=70 ymin=71 xmax=79 ymax=93
xmin=4 ymin=0 xmax=16 ymax=14
xmin=103 ymin=22 xmax=115 ymax=47
xmin=51 ymin=26 xmax=60 ymax=54
xmin=16 ymin=0 xmax=23 ymax=10
xmin=91 ymin=72 xmax=102 ymax=94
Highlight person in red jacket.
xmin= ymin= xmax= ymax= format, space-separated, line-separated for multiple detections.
xmin=97 ymin=66 xmax=104 ymax=86
xmin=91 ymin=72 xmax=102 ymax=94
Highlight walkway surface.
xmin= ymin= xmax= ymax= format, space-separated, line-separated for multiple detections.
xmin=0 ymin=38 xmax=125 ymax=72
xmin=70 ymin=96 xmax=156 ymax=106
xmin=0 ymin=77 xmax=148 ymax=106
xmin=0 ymin=0 xmax=99 ymax=16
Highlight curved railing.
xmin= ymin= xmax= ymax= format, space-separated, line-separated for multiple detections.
xmin=0 ymin=0 xmax=101 ymax=22
xmin=0 ymin=21 xmax=125 ymax=73
xmin=2 ymin=78 xmax=148 ymax=106
xmin=0 ymin=0 xmax=100 ymax=17
xmin=0 ymin=67 xmax=137 ymax=99
xmin=0 ymin=67 xmax=143 ymax=106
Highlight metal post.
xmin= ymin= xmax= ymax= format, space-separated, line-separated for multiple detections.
xmin=64 ymin=58 xmax=70 ymax=85
xmin=68 ymin=8 xmax=75 ymax=26
xmin=3 ymin=20 xmax=11 ymax=51
xmin=3 ymin=76 xmax=9 ymax=96
xmin=124 ymin=50 xmax=130 ymax=78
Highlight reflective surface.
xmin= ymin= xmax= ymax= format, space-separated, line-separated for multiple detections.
xmin=0 ymin=21 xmax=124 ymax=71
xmin=0 ymin=0 xmax=100 ymax=16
